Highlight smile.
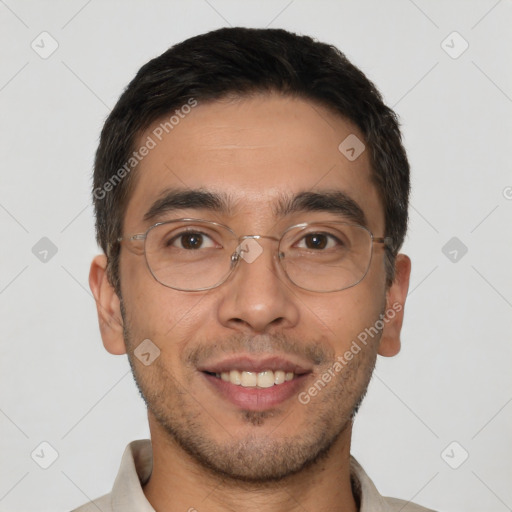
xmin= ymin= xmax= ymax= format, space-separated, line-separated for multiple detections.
xmin=198 ymin=355 xmax=313 ymax=410
xmin=209 ymin=369 xmax=296 ymax=388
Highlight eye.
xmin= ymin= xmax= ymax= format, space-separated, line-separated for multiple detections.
xmin=296 ymin=233 xmax=340 ymax=250
xmin=170 ymin=231 xmax=217 ymax=250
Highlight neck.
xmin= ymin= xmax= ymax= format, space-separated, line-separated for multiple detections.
xmin=143 ymin=415 xmax=358 ymax=512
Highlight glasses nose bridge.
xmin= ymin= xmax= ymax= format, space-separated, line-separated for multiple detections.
xmin=237 ymin=233 xmax=281 ymax=244
xmin=235 ymin=233 xmax=282 ymax=256
xmin=230 ymin=233 xmax=283 ymax=269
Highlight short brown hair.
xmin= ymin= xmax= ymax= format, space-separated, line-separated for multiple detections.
xmin=93 ymin=27 xmax=410 ymax=293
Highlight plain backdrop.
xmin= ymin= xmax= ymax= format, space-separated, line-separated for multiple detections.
xmin=1 ymin=1 xmax=511 ymax=511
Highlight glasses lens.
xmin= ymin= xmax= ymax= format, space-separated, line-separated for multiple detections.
xmin=280 ymin=223 xmax=373 ymax=292
xmin=145 ymin=221 xmax=235 ymax=291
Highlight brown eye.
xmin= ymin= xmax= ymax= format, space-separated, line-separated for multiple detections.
xmin=297 ymin=233 xmax=340 ymax=250
xmin=179 ymin=233 xmax=204 ymax=249
xmin=304 ymin=234 xmax=328 ymax=249
xmin=166 ymin=231 xmax=217 ymax=250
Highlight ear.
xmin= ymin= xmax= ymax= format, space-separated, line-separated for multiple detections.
xmin=378 ymin=254 xmax=411 ymax=357
xmin=89 ymin=254 xmax=126 ymax=355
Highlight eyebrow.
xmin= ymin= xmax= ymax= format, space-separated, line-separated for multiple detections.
xmin=143 ymin=188 xmax=367 ymax=227
xmin=143 ymin=189 xmax=232 ymax=223
xmin=274 ymin=190 xmax=367 ymax=227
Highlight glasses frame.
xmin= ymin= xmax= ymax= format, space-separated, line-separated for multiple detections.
xmin=116 ymin=218 xmax=393 ymax=293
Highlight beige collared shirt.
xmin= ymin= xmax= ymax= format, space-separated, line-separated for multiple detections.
xmin=71 ymin=439 xmax=436 ymax=512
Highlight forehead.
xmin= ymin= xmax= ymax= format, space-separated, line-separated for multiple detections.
xmin=123 ymin=94 xmax=384 ymax=233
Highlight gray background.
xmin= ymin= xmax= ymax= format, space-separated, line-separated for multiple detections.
xmin=1 ymin=0 xmax=511 ymax=511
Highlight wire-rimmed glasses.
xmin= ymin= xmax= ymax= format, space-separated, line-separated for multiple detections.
xmin=117 ymin=218 xmax=392 ymax=293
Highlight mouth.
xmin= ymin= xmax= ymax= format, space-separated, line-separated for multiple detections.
xmin=205 ymin=369 xmax=297 ymax=388
xmin=198 ymin=355 xmax=313 ymax=411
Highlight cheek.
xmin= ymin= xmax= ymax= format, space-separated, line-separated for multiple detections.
xmin=311 ymin=280 xmax=386 ymax=352
xmin=120 ymin=253 xmax=208 ymax=347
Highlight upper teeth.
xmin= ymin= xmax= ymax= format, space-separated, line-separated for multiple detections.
xmin=218 ymin=370 xmax=294 ymax=388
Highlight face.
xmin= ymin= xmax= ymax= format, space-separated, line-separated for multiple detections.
xmin=92 ymin=93 xmax=410 ymax=483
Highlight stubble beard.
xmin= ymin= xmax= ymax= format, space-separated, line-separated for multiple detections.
xmin=121 ymin=304 xmax=378 ymax=484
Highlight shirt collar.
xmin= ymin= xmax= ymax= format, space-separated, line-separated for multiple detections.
xmin=350 ymin=456 xmax=393 ymax=512
xmin=111 ymin=440 xmax=155 ymax=512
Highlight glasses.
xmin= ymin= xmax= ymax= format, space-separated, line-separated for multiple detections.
xmin=117 ymin=218 xmax=392 ymax=293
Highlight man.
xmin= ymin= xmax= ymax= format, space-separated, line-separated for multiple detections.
xmin=76 ymin=27 xmax=434 ymax=511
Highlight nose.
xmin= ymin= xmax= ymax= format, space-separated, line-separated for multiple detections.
xmin=216 ymin=237 xmax=300 ymax=333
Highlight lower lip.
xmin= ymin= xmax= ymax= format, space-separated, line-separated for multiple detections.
xmin=202 ymin=373 xmax=309 ymax=411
